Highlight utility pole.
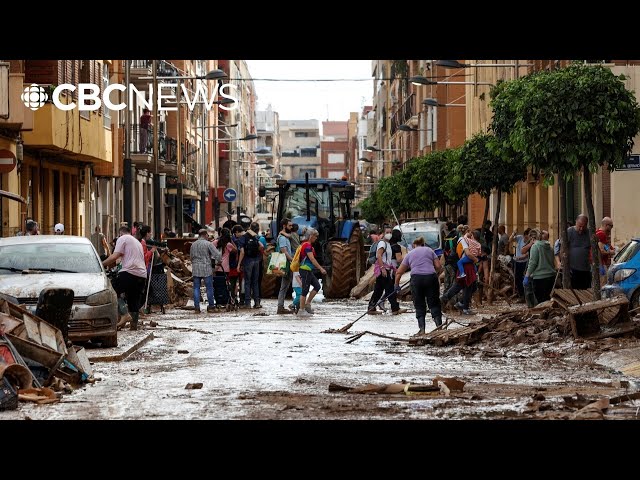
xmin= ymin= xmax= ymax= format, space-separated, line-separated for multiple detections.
xmin=176 ymin=68 xmax=183 ymax=236
xmin=152 ymin=60 xmax=161 ymax=239
xmin=200 ymin=92 xmax=207 ymax=227
xmin=123 ymin=60 xmax=132 ymax=229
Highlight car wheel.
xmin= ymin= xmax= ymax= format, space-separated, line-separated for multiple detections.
xmin=101 ymin=334 xmax=118 ymax=348
xmin=631 ymin=289 xmax=640 ymax=312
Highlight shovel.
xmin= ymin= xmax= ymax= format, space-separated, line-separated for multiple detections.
xmin=332 ymin=280 xmax=411 ymax=334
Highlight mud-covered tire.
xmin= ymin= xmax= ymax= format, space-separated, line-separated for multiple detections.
xmin=100 ymin=333 xmax=118 ymax=348
xmin=323 ymin=227 xmax=363 ymax=299
xmin=261 ymin=245 xmax=281 ymax=298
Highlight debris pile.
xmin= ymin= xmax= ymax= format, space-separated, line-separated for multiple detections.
xmin=0 ymin=299 xmax=94 ymax=411
xmin=160 ymin=249 xmax=194 ymax=306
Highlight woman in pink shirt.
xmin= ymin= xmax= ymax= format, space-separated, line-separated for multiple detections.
xmin=214 ymin=228 xmax=237 ymax=274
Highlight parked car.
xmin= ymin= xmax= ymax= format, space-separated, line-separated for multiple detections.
xmin=601 ymin=237 xmax=640 ymax=310
xmin=397 ymin=221 xmax=447 ymax=256
xmin=0 ymin=235 xmax=118 ymax=347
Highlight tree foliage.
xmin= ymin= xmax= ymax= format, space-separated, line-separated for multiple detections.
xmin=490 ymin=63 xmax=640 ymax=182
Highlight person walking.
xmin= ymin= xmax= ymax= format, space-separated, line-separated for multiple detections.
xmin=367 ymin=228 xmax=407 ymax=316
xmin=394 ymin=236 xmax=443 ymax=336
xmin=102 ymin=225 xmax=147 ymax=330
xmin=238 ymin=222 xmax=264 ymax=309
xmin=440 ymin=228 xmax=479 ymax=315
xmin=523 ymin=228 xmax=557 ymax=306
xmin=189 ymin=228 xmax=220 ymax=313
xmin=567 ymin=214 xmax=592 ymax=289
xmin=297 ymin=228 xmax=327 ymax=317
xmin=276 ymin=218 xmax=295 ymax=315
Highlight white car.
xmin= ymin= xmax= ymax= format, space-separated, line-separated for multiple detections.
xmin=396 ymin=221 xmax=447 ymax=254
xmin=0 ymin=235 xmax=118 ymax=347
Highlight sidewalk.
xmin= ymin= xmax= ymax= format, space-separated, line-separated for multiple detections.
xmin=85 ymin=330 xmax=155 ymax=363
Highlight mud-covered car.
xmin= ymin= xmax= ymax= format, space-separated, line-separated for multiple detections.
xmin=397 ymin=221 xmax=447 ymax=256
xmin=0 ymin=235 xmax=118 ymax=347
xmin=602 ymin=237 xmax=640 ymax=310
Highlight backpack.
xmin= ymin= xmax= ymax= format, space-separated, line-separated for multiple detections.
xmin=368 ymin=243 xmax=378 ymax=266
xmin=456 ymin=238 xmax=465 ymax=259
xmin=244 ymin=233 xmax=260 ymax=258
xmin=444 ymin=233 xmax=459 ymax=265
xmin=289 ymin=245 xmax=302 ymax=273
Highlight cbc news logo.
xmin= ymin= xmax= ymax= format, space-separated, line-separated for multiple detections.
xmin=21 ymin=84 xmax=49 ymax=111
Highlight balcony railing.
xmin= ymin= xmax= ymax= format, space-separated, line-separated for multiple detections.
xmin=125 ymin=124 xmax=166 ymax=161
xmin=391 ymin=93 xmax=415 ymax=136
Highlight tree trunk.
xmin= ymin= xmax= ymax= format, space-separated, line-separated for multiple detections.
xmin=476 ymin=195 xmax=491 ymax=305
xmin=583 ymin=166 xmax=602 ymax=300
xmin=487 ymin=189 xmax=502 ymax=303
xmin=559 ymin=179 xmax=571 ymax=289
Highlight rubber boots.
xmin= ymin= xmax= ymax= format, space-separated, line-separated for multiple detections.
xmin=433 ymin=315 xmax=443 ymax=327
xmin=130 ymin=312 xmax=139 ymax=331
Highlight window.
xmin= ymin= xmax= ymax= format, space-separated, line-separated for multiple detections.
xmin=328 ymin=153 xmax=344 ymax=164
xmin=295 ymin=132 xmax=309 ymax=138
xmin=103 ymin=63 xmax=111 ymax=128
xmin=298 ymin=169 xmax=316 ymax=179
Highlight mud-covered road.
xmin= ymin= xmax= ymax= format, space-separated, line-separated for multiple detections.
xmin=3 ymin=295 xmax=640 ymax=420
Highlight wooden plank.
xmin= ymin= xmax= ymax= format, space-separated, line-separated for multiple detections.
xmin=568 ymin=296 xmax=629 ymax=315
xmin=39 ymin=321 xmax=59 ymax=351
xmin=22 ymin=316 xmax=41 ymax=344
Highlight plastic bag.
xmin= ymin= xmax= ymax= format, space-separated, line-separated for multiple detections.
xmin=267 ymin=251 xmax=288 ymax=276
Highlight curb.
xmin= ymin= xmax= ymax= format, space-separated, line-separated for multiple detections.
xmin=88 ymin=333 xmax=155 ymax=363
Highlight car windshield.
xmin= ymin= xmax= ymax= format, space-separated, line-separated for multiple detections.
xmin=0 ymin=243 xmax=102 ymax=274
xmin=400 ymin=231 xmax=440 ymax=250
xmin=614 ymin=240 xmax=639 ymax=264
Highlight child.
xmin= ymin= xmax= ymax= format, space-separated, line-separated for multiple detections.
xmin=457 ymin=227 xmax=481 ymax=278
xmin=291 ymin=271 xmax=303 ymax=313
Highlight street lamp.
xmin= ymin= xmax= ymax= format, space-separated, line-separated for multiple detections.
xmin=422 ymin=98 xmax=465 ymax=108
xmin=366 ymin=146 xmax=407 ymax=152
xmin=397 ymin=125 xmax=432 ymax=132
xmin=409 ymin=75 xmax=493 ymax=86
xmin=359 ymin=157 xmax=396 ymax=164
xmin=434 ymin=60 xmax=533 ymax=69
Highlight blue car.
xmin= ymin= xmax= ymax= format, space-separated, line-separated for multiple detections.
xmin=601 ymin=237 xmax=640 ymax=310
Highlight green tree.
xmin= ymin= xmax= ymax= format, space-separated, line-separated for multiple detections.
xmin=458 ymin=133 xmax=527 ymax=300
xmin=491 ymin=64 xmax=640 ymax=299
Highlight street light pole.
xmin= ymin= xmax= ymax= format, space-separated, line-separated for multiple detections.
xmin=200 ymin=96 xmax=207 ymax=227
xmin=176 ymin=74 xmax=183 ymax=236
xmin=152 ymin=60 xmax=161 ymax=240
xmin=123 ymin=60 xmax=132 ymax=230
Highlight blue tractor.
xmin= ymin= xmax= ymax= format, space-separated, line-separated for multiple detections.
xmin=259 ymin=175 xmax=365 ymax=298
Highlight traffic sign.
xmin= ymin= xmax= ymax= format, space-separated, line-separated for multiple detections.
xmin=222 ymin=188 xmax=237 ymax=203
xmin=0 ymin=149 xmax=17 ymax=174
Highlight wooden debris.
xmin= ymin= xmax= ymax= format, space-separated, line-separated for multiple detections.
xmin=432 ymin=376 xmax=465 ymax=392
xmin=609 ymin=391 xmax=640 ymax=405
xmin=572 ymin=397 xmax=609 ymax=419
xmin=409 ymin=323 xmax=489 ymax=347
xmin=18 ymin=387 xmax=59 ymax=404
xmin=328 ymin=381 xmax=439 ymax=395
xmin=185 ymin=383 xmax=203 ymax=389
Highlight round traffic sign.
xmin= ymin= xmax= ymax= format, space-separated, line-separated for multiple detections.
xmin=0 ymin=149 xmax=17 ymax=174
xmin=223 ymin=188 xmax=237 ymax=203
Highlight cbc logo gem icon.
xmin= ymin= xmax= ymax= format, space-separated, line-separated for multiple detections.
xmin=21 ymin=84 xmax=48 ymax=111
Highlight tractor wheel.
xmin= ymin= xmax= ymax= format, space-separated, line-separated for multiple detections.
xmin=349 ymin=225 xmax=366 ymax=284
xmin=261 ymin=245 xmax=280 ymax=298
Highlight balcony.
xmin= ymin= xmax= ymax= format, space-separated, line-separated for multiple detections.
xmin=0 ymin=70 xmax=33 ymax=132
xmin=128 ymin=60 xmax=178 ymax=89
xmin=160 ymin=137 xmax=178 ymax=174
xmin=390 ymin=93 xmax=415 ymax=136
xmin=126 ymin=124 xmax=167 ymax=168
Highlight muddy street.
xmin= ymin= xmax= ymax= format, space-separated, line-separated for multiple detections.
xmin=2 ymin=295 xmax=640 ymax=420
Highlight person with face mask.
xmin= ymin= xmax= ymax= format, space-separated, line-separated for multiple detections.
xmin=367 ymin=228 xmax=408 ymax=316
xmin=276 ymin=218 xmax=295 ymax=314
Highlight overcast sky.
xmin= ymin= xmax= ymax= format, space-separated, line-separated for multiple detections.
xmin=245 ymin=60 xmax=373 ymax=123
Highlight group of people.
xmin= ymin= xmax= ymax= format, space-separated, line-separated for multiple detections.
xmin=273 ymin=218 xmax=326 ymax=317
xmin=188 ymin=220 xmax=268 ymax=312
xmin=16 ymin=219 xmax=66 ymax=236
